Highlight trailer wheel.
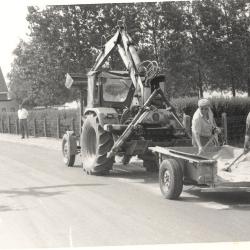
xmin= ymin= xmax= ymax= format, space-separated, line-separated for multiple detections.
xmin=159 ymin=158 xmax=183 ymax=199
xmin=62 ymin=136 xmax=75 ymax=167
xmin=81 ymin=115 xmax=114 ymax=175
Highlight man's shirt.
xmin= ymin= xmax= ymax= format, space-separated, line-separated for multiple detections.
xmin=192 ymin=108 xmax=215 ymax=137
xmin=18 ymin=108 xmax=28 ymax=119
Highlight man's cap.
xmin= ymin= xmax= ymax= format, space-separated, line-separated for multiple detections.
xmin=198 ymin=98 xmax=210 ymax=107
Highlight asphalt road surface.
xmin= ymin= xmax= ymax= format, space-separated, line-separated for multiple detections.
xmin=1 ymin=139 xmax=250 ymax=248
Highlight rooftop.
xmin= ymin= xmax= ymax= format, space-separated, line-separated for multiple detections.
xmin=0 ymin=67 xmax=8 ymax=92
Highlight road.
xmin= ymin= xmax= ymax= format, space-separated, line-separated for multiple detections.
xmin=0 ymin=139 xmax=250 ymax=248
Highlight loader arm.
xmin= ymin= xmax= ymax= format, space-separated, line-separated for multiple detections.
xmin=91 ymin=30 xmax=120 ymax=71
xmin=88 ymin=22 xmax=150 ymax=105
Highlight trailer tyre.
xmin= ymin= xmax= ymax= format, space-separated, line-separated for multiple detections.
xmin=62 ymin=136 xmax=75 ymax=167
xmin=159 ymin=158 xmax=183 ymax=199
xmin=81 ymin=114 xmax=114 ymax=175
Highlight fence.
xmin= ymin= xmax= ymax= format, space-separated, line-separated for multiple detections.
xmin=225 ymin=114 xmax=247 ymax=146
xmin=183 ymin=112 xmax=246 ymax=146
xmin=0 ymin=115 xmax=81 ymax=138
xmin=0 ymin=112 xmax=247 ymax=146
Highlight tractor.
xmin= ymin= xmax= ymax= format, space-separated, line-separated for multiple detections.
xmin=62 ymin=21 xmax=191 ymax=175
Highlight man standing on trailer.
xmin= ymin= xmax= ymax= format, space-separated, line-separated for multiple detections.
xmin=192 ymin=98 xmax=220 ymax=155
xmin=18 ymin=104 xmax=29 ymax=139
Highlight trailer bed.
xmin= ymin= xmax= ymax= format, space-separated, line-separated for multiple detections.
xmin=150 ymin=145 xmax=250 ymax=193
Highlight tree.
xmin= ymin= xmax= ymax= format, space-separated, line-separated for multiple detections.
xmin=8 ymin=1 xmax=250 ymax=106
xmin=191 ymin=0 xmax=250 ymax=96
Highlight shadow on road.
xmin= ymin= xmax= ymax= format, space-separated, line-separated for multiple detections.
xmin=72 ymin=161 xmax=250 ymax=211
xmin=180 ymin=188 xmax=250 ymax=211
xmin=0 ymin=183 xmax=107 ymax=198
xmin=0 ymin=205 xmax=19 ymax=212
xmin=73 ymin=157 xmax=158 ymax=184
xmin=109 ymin=163 xmax=159 ymax=184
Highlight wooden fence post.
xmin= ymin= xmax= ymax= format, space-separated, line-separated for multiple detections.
xmin=183 ymin=114 xmax=191 ymax=136
xmin=7 ymin=116 xmax=11 ymax=134
xmin=71 ymin=118 xmax=75 ymax=132
xmin=221 ymin=112 xmax=228 ymax=144
xmin=1 ymin=118 xmax=4 ymax=133
xmin=44 ymin=118 xmax=47 ymax=137
xmin=33 ymin=119 xmax=37 ymax=137
xmin=57 ymin=116 xmax=61 ymax=138
xmin=16 ymin=118 xmax=19 ymax=134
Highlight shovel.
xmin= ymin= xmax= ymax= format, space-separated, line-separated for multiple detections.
xmin=222 ymin=151 xmax=245 ymax=172
xmin=197 ymin=132 xmax=218 ymax=155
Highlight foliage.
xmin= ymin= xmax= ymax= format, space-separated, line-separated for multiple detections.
xmin=7 ymin=1 xmax=250 ymax=107
xmin=1 ymin=96 xmax=250 ymax=143
xmin=3 ymin=95 xmax=250 ymax=123
xmin=173 ymin=96 xmax=250 ymax=120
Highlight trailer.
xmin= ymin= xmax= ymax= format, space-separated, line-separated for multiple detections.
xmin=149 ymin=145 xmax=250 ymax=199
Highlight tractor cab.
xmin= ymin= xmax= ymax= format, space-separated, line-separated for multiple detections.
xmin=87 ymin=70 xmax=135 ymax=110
xmin=87 ymin=70 xmax=167 ymax=110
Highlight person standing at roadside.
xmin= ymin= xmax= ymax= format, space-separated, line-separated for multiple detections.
xmin=18 ymin=104 xmax=29 ymax=139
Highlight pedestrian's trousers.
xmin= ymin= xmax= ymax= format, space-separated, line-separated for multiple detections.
xmin=19 ymin=119 xmax=28 ymax=138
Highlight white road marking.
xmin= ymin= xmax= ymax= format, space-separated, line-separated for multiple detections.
xmin=197 ymin=202 xmax=230 ymax=210
xmin=38 ymin=198 xmax=47 ymax=210
xmin=69 ymin=226 xmax=73 ymax=247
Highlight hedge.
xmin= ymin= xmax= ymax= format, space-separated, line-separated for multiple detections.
xmin=1 ymin=96 xmax=250 ymax=145
xmin=172 ymin=96 xmax=250 ymax=119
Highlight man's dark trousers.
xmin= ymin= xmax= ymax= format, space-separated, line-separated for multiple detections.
xmin=19 ymin=119 xmax=29 ymax=138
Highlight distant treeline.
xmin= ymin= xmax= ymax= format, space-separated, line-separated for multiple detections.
xmin=8 ymin=1 xmax=250 ymax=107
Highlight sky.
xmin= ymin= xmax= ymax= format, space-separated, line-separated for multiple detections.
xmin=0 ymin=0 xmax=159 ymax=86
xmin=0 ymin=2 xmax=29 ymax=83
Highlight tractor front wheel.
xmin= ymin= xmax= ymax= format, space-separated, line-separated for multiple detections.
xmin=62 ymin=136 xmax=75 ymax=167
xmin=81 ymin=115 xmax=114 ymax=175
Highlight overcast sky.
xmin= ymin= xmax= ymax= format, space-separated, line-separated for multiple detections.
xmin=0 ymin=2 xmax=29 ymax=82
xmin=0 ymin=0 xmax=169 ymax=85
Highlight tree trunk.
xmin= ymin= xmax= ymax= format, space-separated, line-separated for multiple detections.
xmin=152 ymin=27 xmax=159 ymax=62
xmin=247 ymin=76 xmax=250 ymax=97
xmin=198 ymin=64 xmax=203 ymax=98
xmin=231 ymin=68 xmax=236 ymax=97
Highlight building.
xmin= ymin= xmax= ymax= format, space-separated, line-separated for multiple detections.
xmin=0 ymin=67 xmax=18 ymax=113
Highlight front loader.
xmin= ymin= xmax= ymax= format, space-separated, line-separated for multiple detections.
xmin=62 ymin=21 xmax=191 ymax=175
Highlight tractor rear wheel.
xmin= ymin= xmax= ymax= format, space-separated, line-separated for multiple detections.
xmin=81 ymin=115 xmax=114 ymax=175
xmin=159 ymin=158 xmax=183 ymax=199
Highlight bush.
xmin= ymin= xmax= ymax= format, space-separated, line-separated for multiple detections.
xmin=1 ymin=96 xmax=250 ymax=144
xmin=172 ymin=96 xmax=250 ymax=145
xmin=172 ymin=96 xmax=250 ymax=119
